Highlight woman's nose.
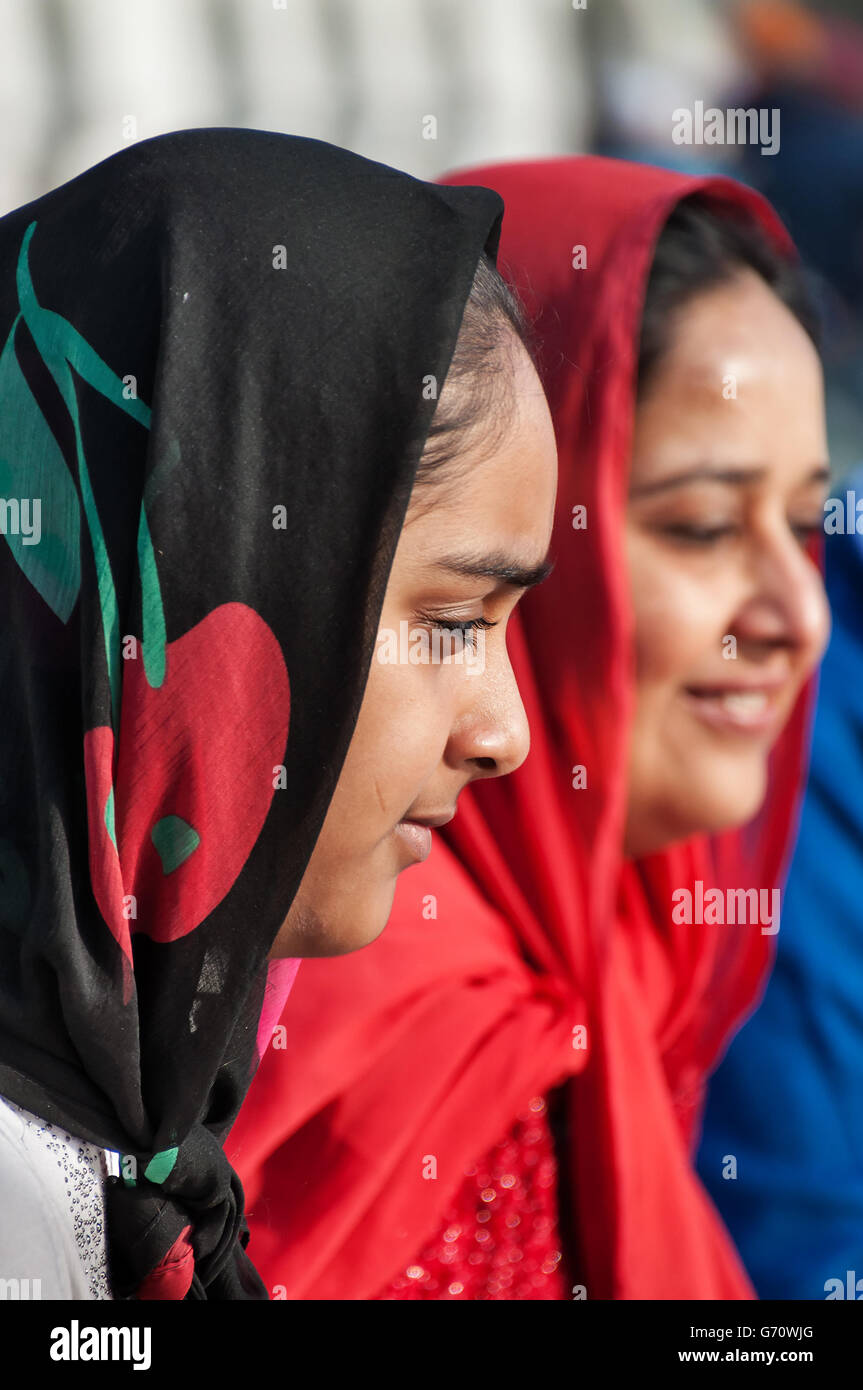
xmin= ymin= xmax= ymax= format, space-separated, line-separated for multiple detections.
xmin=737 ymin=529 xmax=830 ymax=662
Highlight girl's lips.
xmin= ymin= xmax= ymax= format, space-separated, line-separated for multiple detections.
xmin=681 ymin=685 xmax=786 ymax=735
xmin=393 ymin=821 xmax=433 ymax=862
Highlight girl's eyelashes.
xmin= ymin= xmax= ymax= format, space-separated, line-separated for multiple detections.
xmin=414 ymin=610 xmax=499 ymax=652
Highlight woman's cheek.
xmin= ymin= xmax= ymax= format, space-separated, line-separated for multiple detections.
xmin=630 ymin=565 xmax=689 ymax=681
xmin=627 ymin=537 xmax=678 ymax=680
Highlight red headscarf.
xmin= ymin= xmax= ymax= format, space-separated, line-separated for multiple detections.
xmin=227 ymin=157 xmax=818 ymax=1299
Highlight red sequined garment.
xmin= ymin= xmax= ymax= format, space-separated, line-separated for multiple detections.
xmin=376 ymin=1092 xmax=575 ymax=1300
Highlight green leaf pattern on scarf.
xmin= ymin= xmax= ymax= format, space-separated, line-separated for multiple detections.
xmin=5 ymin=220 xmax=168 ymax=732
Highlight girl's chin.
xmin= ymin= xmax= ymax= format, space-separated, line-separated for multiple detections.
xmin=300 ymin=883 xmax=398 ymax=957
xmin=316 ymin=918 xmax=391 ymax=956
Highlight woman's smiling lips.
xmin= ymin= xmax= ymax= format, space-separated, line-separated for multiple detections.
xmin=392 ymin=808 xmax=456 ymax=863
xmin=681 ymin=679 xmax=790 ymax=735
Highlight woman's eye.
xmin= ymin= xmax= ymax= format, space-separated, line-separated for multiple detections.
xmin=661 ymin=523 xmax=737 ymax=545
xmin=660 ymin=519 xmax=823 ymax=548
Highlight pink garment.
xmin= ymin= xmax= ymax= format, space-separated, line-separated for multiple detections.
xmin=253 ymin=958 xmax=302 ymax=1070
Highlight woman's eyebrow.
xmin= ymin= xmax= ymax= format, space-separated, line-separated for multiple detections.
xmin=630 ymin=462 xmax=831 ymax=498
xmin=432 ymin=548 xmax=555 ymax=591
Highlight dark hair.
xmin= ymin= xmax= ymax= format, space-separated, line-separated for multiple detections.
xmin=638 ymin=196 xmax=821 ymax=400
xmin=410 ymin=253 xmax=538 ymax=503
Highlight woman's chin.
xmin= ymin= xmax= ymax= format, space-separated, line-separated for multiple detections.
xmin=627 ymin=765 xmax=770 ymax=856
xmin=696 ymin=753 xmax=770 ymax=834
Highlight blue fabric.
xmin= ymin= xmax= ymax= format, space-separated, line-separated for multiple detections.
xmin=697 ymin=490 xmax=863 ymax=1299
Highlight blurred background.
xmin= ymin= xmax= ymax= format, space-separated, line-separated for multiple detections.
xmin=1 ymin=0 xmax=862 ymax=475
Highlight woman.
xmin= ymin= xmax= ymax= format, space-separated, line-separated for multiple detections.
xmin=698 ymin=459 xmax=863 ymax=1299
xmin=228 ymin=155 xmax=830 ymax=1299
xmin=0 ymin=127 xmax=558 ymax=1299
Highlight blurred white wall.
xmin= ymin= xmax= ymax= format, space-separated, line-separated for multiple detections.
xmin=0 ymin=0 xmax=595 ymax=212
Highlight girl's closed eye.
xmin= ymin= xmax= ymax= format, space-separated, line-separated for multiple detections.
xmin=414 ymin=610 xmax=498 ymax=652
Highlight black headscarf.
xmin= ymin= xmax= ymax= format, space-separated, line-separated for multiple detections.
xmin=0 ymin=127 xmax=502 ymax=1299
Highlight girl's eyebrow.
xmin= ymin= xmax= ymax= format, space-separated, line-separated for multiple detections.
xmin=629 ymin=462 xmax=831 ymax=498
xmin=432 ymin=548 xmax=555 ymax=591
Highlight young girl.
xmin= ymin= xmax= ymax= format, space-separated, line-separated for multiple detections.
xmin=228 ymin=154 xmax=830 ymax=1300
xmin=0 ymin=127 xmax=558 ymax=1299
